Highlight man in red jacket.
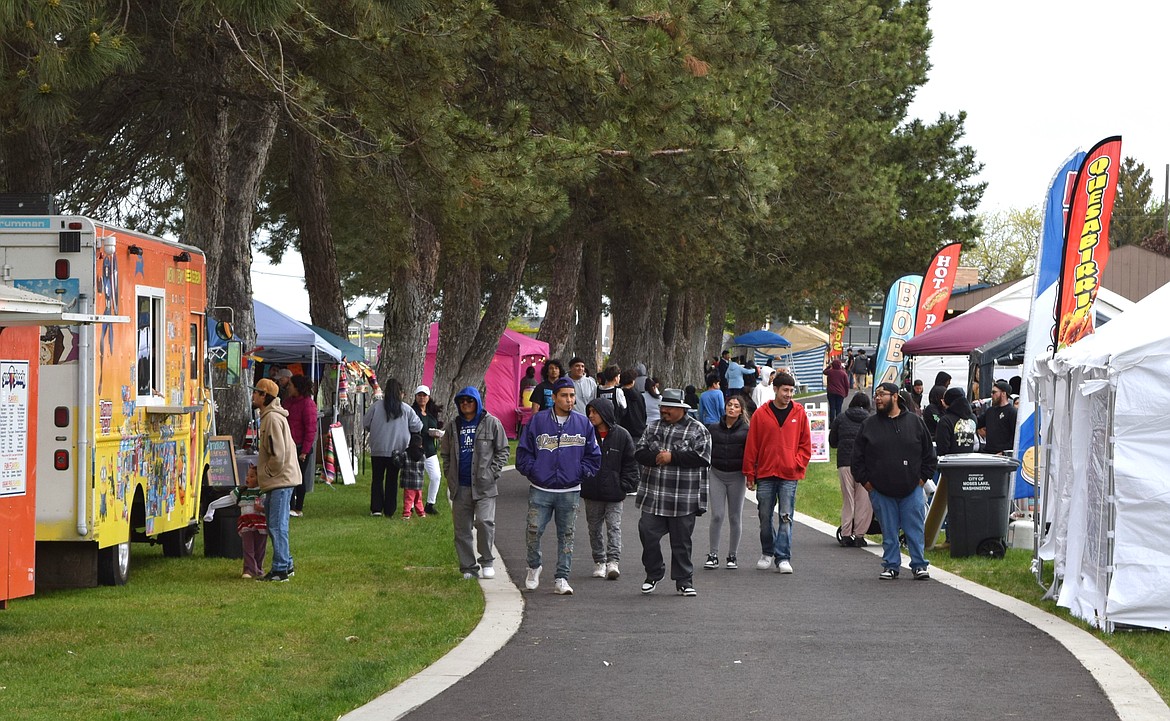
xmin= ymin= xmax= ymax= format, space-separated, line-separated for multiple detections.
xmin=742 ymin=372 xmax=812 ymax=573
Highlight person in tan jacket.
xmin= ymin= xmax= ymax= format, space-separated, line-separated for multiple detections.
xmin=252 ymin=378 xmax=300 ymax=582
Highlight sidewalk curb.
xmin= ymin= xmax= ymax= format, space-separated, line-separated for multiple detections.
xmin=793 ymin=508 xmax=1170 ymax=721
xmin=339 ymin=466 xmax=525 ymax=721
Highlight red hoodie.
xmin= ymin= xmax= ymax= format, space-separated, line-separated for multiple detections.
xmin=742 ymin=400 xmax=812 ymax=482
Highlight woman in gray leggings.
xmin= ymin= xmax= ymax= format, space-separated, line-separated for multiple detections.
xmin=704 ymin=396 xmax=751 ymax=569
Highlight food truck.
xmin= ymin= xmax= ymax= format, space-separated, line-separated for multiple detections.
xmin=0 ymin=215 xmax=211 ymax=588
xmin=0 ymin=293 xmax=48 ymax=608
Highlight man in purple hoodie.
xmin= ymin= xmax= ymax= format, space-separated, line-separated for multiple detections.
xmin=517 ymin=377 xmax=602 ymax=595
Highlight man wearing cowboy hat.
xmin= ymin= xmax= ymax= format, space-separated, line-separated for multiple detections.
xmin=634 ymin=387 xmax=711 ymax=597
xmin=251 ymin=378 xmax=301 ymax=582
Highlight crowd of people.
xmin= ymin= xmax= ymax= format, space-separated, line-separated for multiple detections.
xmin=225 ymin=350 xmax=1018 ymax=591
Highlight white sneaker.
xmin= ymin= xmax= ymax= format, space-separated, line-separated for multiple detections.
xmin=462 ymin=572 xmax=476 ymax=580
xmin=480 ymin=566 xmax=496 ymax=579
xmin=756 ymin=555 xmax=773 ymax=570
xmin=777 ymin=560 xmax=794 ymax=574
xmin=605 ymin=562 xmax=620 ymax=580
xmin=525 ymin=566 xmax=541 ymax=590
xmin=553 ymin=578 xmax=573 ymax=595
xmin=592 ymin=562 xmax=607 ymax=578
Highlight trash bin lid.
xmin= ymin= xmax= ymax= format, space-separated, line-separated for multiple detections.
xmin=937 ymin=453 xmax=1021 ymax=469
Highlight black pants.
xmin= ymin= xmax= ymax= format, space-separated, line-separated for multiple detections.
xmin=370 ymin=456 xmax=401 ymax=515
xmin=291 ymin=447 xmax=316 ymax=512
xmin=639 ymin=511 xmax=697 ymax=585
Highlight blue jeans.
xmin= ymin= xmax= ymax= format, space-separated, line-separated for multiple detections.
xmin=265 ymin=486 xmax=294 ymax=573
xmin=526 ymin=487 xmax=579 ymax=579
xmin=827 ymin=394 xmax=844 ymax=423
xmin=756 ymin=479 xmax=797 ymax=561
xmin=870 ymin=486 xmax=928 ymax=572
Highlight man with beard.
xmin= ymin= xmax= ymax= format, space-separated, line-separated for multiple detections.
xmin=851 ymin=382 xmax=937 ymax=581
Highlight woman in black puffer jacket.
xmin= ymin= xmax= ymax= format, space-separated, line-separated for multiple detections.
xmin=829 ymin=393 xmax=874 ymax=547
xmin=703 ymin=396 xmax=751 ymax=570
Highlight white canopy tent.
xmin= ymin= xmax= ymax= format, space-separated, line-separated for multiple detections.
xmin=1032 ymin=281 xmax=1170 ymax=631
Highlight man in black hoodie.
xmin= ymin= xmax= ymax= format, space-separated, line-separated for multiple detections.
xmin=852 ymin=382 xmax=937 ymax=580
xmin=582 ymin=398 xmax=640 ymax=580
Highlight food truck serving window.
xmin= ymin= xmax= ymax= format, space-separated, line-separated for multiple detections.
xmin=136 ymin=288 xmax=165 ymax=399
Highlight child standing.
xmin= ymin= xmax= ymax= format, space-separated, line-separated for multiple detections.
xmin=204 ymin=464 xmax=268 ymax=578
xmin=400 ymin=450 xmax=427 ymax=518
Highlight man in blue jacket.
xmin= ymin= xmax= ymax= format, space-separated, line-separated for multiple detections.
xmin=440 ymin=386 xmax=510 ymax=581
xmin=517 ymin=377 xmax=602 ymax=595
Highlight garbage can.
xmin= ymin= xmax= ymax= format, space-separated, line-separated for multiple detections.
xmin=201 ymin=449 xmax=259 ymax=559
xmin=202 ymin=489 xmax=243 ymax=559
xmin=938 ymin=453 xmax=1021 ymax=558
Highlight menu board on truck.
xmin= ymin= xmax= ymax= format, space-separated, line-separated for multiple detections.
xmin=0 ymin=360 xmax=29 ymax=497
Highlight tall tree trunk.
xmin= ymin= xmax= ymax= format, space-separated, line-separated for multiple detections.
xmin=661 ymin=286 xmax=708 ymax=388
xmin=574 ymin=233 xmax=603 ymax=372
xmin=0 ymin=123 xmax=53 ymax=194
xmin=705 ymin=293 xmax=727 ymax=362
xmin=535 ymin=229 xmax=584 ymax=362
xmin=432 ymin=249 xmax=481 ymax=409
xmin=289 ymin=123 xmax=347 ymax=337
xmin=213 ymin=100 xmax=280 ymax=441
xmin=376 ymin=206 xmax=440 ymax=391
xmin=433 ymin=231 xmax=533 ymax=415
xmin=608 ymin=260 xmax=663 ymax=374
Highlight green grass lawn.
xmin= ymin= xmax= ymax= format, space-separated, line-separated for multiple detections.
xmin=798 ymin=450 xmax=1170 ymax=702
xmin=0 ymin=466 xmax=482 ymax=721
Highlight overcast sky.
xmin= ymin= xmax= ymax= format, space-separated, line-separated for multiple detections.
xmin=255 ymin=2 xmax=1167 ymax=321
xmin=907 ymin=1 xmax=1168 ymax=212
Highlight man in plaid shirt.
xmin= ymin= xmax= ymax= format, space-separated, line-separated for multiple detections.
xmin=634 ymin=388 xmax=711 ymax=597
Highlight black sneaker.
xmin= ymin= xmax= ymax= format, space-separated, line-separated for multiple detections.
xmin=703 ymin=553 xmax=719 ymax=569
xmin=258 ymin=570 xmax=290 ymax=582
xmin=677 ymin=584 xmax=697 ymax=597
xmin=879 ymin=568 xmax=898 ymax=581
xmin=725 ymin=555 xmax=738 ymax=570
xmin=287 ymin=563 xmax=295 ymax=577
xmin=425 ymin=503 xmax=439 ymax=516
xmin=852 ymin=535 xmax=868 ymax=548
xmin=913 ymin=567 xmax=930 ymax=580
xmin=640 ymin=579 xmax=658 ymax=594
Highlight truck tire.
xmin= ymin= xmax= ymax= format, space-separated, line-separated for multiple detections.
xmin=161 ymin=524 xmax=196 ymax=557
xmin=97 ymin=541 xmax=131 ymax=586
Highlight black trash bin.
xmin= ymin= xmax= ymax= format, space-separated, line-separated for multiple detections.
xmin=201 ymin=450 xmax=258 ymax=559
xmin=938 ymin=453 xmax=1021 ymax=558
xmin=202 ymin=489 xmax=243 ymax=559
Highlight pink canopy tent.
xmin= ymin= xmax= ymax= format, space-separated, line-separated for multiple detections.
xmin=422 ymin=323 xmax=549 ymax=438
xmin=901 ymin=307 xmax=1025 ymax=356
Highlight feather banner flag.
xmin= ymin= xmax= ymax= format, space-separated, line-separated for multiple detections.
xmin=914 ymin=242 xmax=963 ymax=336
xmin=1054 ymin=136 xmax=1122 ymax=351
xmin=873 ymin=275 xmax=923 ymax=388
xmin=828 ymin=302 xmax=849 ymax=358
xmin=1012 ymin=149 xmax=1085 ymax=499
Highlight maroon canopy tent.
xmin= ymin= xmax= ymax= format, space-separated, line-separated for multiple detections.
xmin=901 ymin=306 xmax=1025 ymax=356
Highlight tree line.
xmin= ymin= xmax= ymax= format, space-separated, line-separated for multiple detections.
xmin=1 ymin=1 xmax=985 ymax=436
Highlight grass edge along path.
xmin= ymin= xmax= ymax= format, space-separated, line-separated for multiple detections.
xmin=0 ymin=463 xmax=483 ymax=721
xmin=796 ymin=451 xmax=1170 ymax=704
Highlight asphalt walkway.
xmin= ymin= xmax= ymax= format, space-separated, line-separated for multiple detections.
xmin=348 ymin=462 xmax=1170 ymax=721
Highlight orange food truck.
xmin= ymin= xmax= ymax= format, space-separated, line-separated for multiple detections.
xmin=0 ymin=214 xmax=212 ymax=588
xmin=0 ymin=293 xmax=47 ymax=608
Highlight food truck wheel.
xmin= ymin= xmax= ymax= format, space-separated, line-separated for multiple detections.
xmin=162 ymin=524 xmax=196 ymax=557
xmin=98 ymin=541 xmax=131 ymax=586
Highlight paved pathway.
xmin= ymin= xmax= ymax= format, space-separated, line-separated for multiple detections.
xmin=367 ymin=467 xmax=1168 ymax=721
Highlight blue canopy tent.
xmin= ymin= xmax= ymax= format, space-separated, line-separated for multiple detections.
xmin=304 ymin=322 xmax=366 ymax=362
xmin=252 ymin=300 xmax=343 ymax=363
xmin=733 ymin=330 xmax=791 ymax=348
